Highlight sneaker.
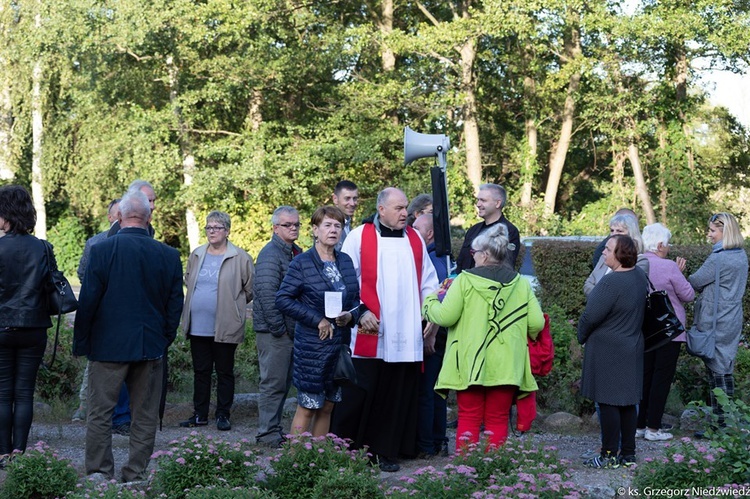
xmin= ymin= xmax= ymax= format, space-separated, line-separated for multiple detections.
xmin=584 ymin=451 xmax=620 ymax=469
xmin=112 ymin=422 xmax=131 ymax=436
xmin=179 ymin=414 xmax=208 ymax=428
xmin=580 ymin=449 xmax=600 ymax=460
xmin=635 ymin=428 xmax=646 ymax=438
xmin=72 ymin=407 xmax=86 ymax=422
xmin=377 ymin=457 xmax=400 ymax=473
xmin=645 ymin=429 xmax=673 ymax=441
xmin=619 ymin=454 xmax=637 ymax=467
xmin=216 ymin=416 xmax=231 ymax=431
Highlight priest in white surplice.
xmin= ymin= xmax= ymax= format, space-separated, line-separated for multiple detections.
xmin=330 ymin=187 xmax=439 ymax=473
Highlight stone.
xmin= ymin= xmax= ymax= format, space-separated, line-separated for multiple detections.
xmin=680 ymin=407 xmax=710 ymax=432
xmin=542 ymin=411 xmax=583 ymax=431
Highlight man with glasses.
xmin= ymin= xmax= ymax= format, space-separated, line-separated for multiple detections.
xmin=252 ymin=206 xmax=302 ymax=446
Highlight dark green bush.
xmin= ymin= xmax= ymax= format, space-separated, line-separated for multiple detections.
xmin=37 ymin=317 xmax=85 ymax=402
xmin=46 ymin=213 xmax=88 ymax=280
xmin=0 ymin=442 xmax=78 ymax=499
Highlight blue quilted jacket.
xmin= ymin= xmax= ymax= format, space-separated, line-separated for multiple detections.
xmin=275 ymin=247 xmax=360 ymax=394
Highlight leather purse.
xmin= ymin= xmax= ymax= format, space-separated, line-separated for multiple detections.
xmin=43 ymin=241 xmax=78 ymax=315
xmin=642 ymin=275 xmax=685 ymax=353
xmin=333 ymin=344 xmax=357 ymax=387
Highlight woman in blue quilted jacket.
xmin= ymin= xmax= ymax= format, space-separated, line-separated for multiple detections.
xmin=276 ymin=206 xmax=361 ymax=436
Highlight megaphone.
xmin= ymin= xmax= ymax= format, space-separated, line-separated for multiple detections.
xmin=404 ymin=126 xmax=450 ymax=170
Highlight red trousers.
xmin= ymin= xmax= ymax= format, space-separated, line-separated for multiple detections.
xmin=455 ymin=385 xmax=517 ymax=452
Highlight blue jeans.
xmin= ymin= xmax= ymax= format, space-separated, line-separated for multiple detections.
xmin=0 ymin=328 xmax=47 ymax=454
xmin=112 ymin=383 xmax=131 ymax=426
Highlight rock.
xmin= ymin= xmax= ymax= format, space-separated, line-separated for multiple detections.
xmin=680 ymin=407 xmax=710 ymax=431
xmin=233 ymin=393 xmax=297 ymax=417
xmin=589 ymin=411 xmax=600 ymax=429
xmin=542 ymin=412 xmax=583 ymax=431
xmin=582 ymin=485 xmax=617 ymax=498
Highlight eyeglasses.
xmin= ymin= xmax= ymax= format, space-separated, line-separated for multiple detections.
xmin=710 ymin=214 xmax=724 ymax=226
xmin=204 ymin=226 xmax=226 ymax=233
xmin=277 ymin=223 xmax=301 ymax=229
xmin=470 ymin=249 xmax=482 ymax=256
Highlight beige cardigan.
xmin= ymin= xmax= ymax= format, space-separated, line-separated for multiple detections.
xmin=584 ymin=254 xmax=650 ymax=297
xmin=181 ymin=241 xmax=254 ymax=344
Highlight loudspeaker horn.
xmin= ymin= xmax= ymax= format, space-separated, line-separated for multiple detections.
xmin=404 ymin=126 xmax=451 ymax=169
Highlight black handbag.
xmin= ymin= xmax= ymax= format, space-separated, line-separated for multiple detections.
xmin=642 ymin=276 xmax=685 ymax=353
xmin=43 ymin=241 xmax=78 ymax=315
xmin=334 ymin=344 xmax=357 ymax=387
xmin=42 ymin=241 xmax=78 ymax=369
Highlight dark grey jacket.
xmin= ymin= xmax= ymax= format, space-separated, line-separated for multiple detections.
xmin=252 ymin=234 xmax=302 ymax=337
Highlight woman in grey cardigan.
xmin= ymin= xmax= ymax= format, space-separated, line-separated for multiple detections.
xmin=689 ymin=212 xmax=748 ymax=434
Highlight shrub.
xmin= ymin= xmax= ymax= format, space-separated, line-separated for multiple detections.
xmin=310 ymin=467 xmax=382 ymax=499
xmin=384 ymin=437 xmax=583 ymax=498
xmin=47 ymin=213 xmax=88 ymax=279
xmin=66 ymin=482 xmax=148 ymax=498
xmin=633 ymin=390 xmax=750 ymax=488
xmin=36 ymin=315 xmax=85 ymax=402
xmin=536 ymin=304 xmax=592 ymax=416
xmin=0 ymin=441 xmax=78 ymax=499
xmin=262 ymin=433 xmax=374 ymax=499
xmin=184 ymin=486 xmax=277 ymax=499
xmin=150 ymin=432 xmax=261 ymax=498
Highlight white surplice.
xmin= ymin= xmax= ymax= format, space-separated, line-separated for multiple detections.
xmin=342 ymin=223 xmax=439 ymax=363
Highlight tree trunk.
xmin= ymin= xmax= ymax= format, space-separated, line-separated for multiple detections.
xmin=520 ymin=115 xmax=537 ymax=207
xmin=246 ymin=88 xmax=263 ymax=132
xmin=627 ymin=142 xmax=655 ymax=224
xmin=543 ymin=20 xmax=581 ymax=217
xmin=674 ymin=47 xmax=694 ymax=171
xmin=167 ymin=55 xmax=200 ymax=251
xmin=458 ymin=0 xmax=481 ymax=191
xmin=658 ymin=128 xmax=668 ymax=223
xmin=31 ymin=10 xmax=45 ymax=238
xmin=0 ymin=2 xmax=12 ymax=180
xmin=379 ymin=0 xmax=395 ymax=72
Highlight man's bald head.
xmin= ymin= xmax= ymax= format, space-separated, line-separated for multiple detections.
xmin=413 ymin=213 xmax=434 ymax=245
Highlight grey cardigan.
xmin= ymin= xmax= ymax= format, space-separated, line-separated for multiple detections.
xmin=689 ymin=246 xmax=748 ymax=374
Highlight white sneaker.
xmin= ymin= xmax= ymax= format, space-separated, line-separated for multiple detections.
xmin=645 ymin=429 xmax=673 ymax=441
xmin=635 ymin=428 xmax=646 ymax=438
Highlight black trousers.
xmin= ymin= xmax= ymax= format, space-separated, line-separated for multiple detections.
xmin=599 ymin=403 xmax=637 ymax=456
xmin=0 ymin=328 xmax=47 ymax=454
xmin=189 ymin=336 xmax=237 ymax=419
xmin=637 ymin=341 xmax=681 ymax=429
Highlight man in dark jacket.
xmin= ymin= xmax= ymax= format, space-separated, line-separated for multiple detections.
xmin=73 ymin=189 xmax=183 ymax=483
xmin=252 ymin=206 xmax=302 ymax=446
xmin=455 ymin=183 xmax=520 ymax=273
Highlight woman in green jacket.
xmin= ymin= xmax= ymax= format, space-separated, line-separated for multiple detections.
xmin=423 ymin=224 xmax=544 ymax=451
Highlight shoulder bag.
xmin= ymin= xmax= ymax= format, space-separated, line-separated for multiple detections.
xmin=334 ymin=344 xmax=357 ymax=387
xmin=528 ymin=313 xmax=554 ymax=376
xmin=642 ymin=275 xmax=685 ymax=353
xmin=685 ymin=261 xmax=719 ymax=360
xmin=42 ymin=240 xmax=79 ymax=368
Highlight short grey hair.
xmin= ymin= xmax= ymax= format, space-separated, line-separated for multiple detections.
xmin=206 ymin=211 xmax=231 ymax=231
xmin=128 ymin=179 xmax=154 ymax=193
xmin=609 ymin=214 xmax=643 ymax=253
xmin=472 ymin=223 xmax=511 ymax=266
xmin=119 ymin=189 xmax=151 ymax=220
xmin=642 ymin=223 xmax=672 ymax=253
xmin=479 ymin=183 xmax=507 ymax=209
xmin=272 ymin=206 xmax=298 ymax=225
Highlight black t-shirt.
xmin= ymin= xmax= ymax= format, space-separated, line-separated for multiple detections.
xmin=455 ymin=215 xmax=520 ymax=273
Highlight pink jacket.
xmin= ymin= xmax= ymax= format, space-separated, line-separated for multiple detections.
xmin=644 ymin=252 xmax=695 ymax=341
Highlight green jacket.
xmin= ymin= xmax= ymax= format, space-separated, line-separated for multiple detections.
xmin=422 ymin=265 xmax=544 ymax=395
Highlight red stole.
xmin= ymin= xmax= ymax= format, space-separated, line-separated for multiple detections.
xmin=360 ymin=222 xmax=424 ymax=320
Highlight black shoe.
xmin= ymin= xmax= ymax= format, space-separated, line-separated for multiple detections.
xmin=619 ymin=454 xmax=637 ymax=467
xmin=416 ymin=451 xmax=435 ymax=460
xmin=216 ymin=416 xmax=231 ymax=431
xmin=378 ymin=457 xmax=400 ymax=473
xmin=112 ymin=422 xmax=131 ymax=436
xmin=179 ymin=414 xmax=208 ymax=428
xmin=439 ymin=441 xmax=450 ymax=457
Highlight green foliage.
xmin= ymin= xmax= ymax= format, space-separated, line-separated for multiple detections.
xmin=263 ymin=433 xmax=374 ymax=499
xmin=384 ymin=438 xmax=583 ymax=498
xmin=36 ymin=316 xmax=85 ymax=402
xmin=531 ymin=240 xmax=596 ymax=318
xmin=46 ymin=213 xmax=87 ymax=280
xmin=310 ymin=467 xmax=382 ymax=499
xmin=184 ymin=487 xmax=278 ymax=499
xmin=0 ymin=442 xmax=78 ymax=499
xmin=536 ymin=305 xmax=592 ymax=416
xmin=633 ymin=390 xmax=750 ymax=488
xmin=151 ymin=433 xmax=261 ymax=498
xmin=66 ymin=482 xmax=149 ymax=499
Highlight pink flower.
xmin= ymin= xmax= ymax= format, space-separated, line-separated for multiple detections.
xmin=673 ymin=454 xmax=684 ymax=463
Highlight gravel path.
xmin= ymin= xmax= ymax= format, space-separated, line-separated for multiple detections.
xmin=1 ymin=400 xmax=675 ymax=498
